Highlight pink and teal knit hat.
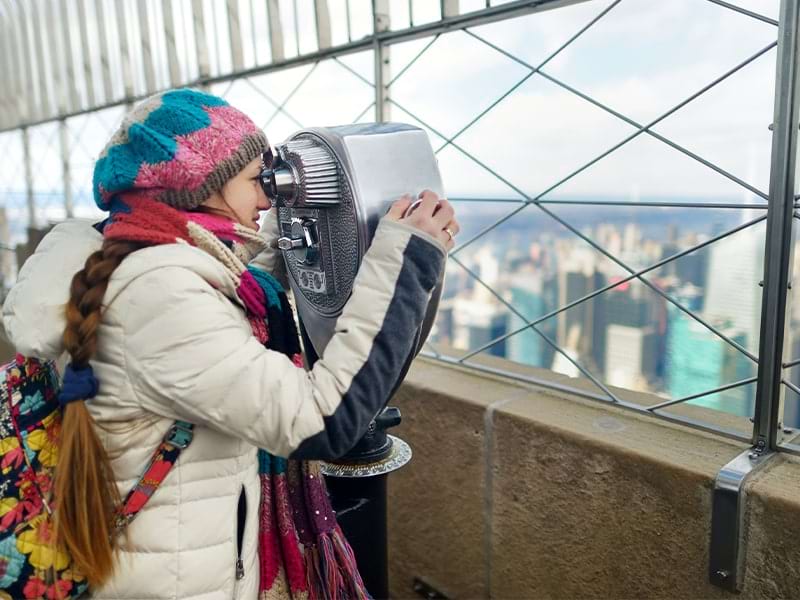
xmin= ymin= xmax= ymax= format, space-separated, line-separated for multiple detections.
xmin=93 ymin=88 xmax=268 ymax=211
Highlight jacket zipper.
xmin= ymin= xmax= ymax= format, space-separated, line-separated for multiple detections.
xmin=236 ymin=485 xmax=246 ymax=581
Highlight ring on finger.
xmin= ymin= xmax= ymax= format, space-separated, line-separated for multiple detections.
xmin=444 ymin=226 xmax=456 ymax=241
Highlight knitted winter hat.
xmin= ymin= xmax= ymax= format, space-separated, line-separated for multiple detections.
xmin=93 ymin=88 xmax=268 ymax=211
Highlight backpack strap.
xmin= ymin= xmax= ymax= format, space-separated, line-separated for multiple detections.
xmin=4 ymin=358 xmax=194 ymax=534
xmin=114 ymin=420 xmax=194 ymax=532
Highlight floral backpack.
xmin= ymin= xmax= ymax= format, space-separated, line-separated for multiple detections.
xmin=0 ymin=354 xmax=193 ymax=599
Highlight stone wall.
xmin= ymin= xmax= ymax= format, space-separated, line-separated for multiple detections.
xmin=388 ymin=357 xmax=800 ymax=599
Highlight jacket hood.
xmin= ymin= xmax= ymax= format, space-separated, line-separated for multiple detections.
xmin=2 ymin=219 xmax=243 ymax=360
xmin=3 ymin=220 xmax=103 ymax=359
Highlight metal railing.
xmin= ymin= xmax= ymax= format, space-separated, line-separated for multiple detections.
xmin=0 ymin=0 xmax=796 ymax=456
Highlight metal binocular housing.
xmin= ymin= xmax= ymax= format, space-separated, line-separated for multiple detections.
xmin=259 ymin=123 xmax=445 ymax=395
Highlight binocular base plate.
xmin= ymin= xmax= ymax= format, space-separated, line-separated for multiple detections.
xmin=320 ymin=435 xmax=412 ymax=478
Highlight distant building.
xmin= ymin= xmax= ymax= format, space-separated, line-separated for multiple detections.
xmin=661 ymin=241 xmax=709 ymax=290
xmin=506 ymin=270 xmax=548 ymax=368
xmin=665 ymin=309 xmax=754 ymax=417
xmin=451 ymin=297 xmax=509 ymax=358
xmin=784 ymin=333 xmax=800 ymax=428
xmin=605 ymin=285 xmax=651 ymax=328
xmin=555 ymin=257 xmax=606 ymax=375
xmin=703 ymin=225 xmax=764 ymax=359
xmin=605 ymin=324 xmax=659 ymax=390
xmin=600 ymin=283 xmax=662 ymax=387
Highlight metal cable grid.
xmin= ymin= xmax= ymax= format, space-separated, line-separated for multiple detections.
xmin=0 ymin=0 xmax=792 ymax=449
xmin=366 ymin=0 xmax=780 ymax=442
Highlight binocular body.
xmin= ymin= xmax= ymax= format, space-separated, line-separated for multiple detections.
xmin=261 ymin=123 xmax=444 ymax=371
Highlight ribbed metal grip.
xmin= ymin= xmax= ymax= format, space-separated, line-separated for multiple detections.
xmin=278 ymin=137 xmax=341 ymax=207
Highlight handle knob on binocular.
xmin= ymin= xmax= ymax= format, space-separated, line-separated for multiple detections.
xmin=277 ymin=219 xmax=319 ymax=266
xmin=277 ymin=237 xmax=306 ymax=251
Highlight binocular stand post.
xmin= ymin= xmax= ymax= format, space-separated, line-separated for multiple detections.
xmin=321 ymin=407 xmax=412 ymax=599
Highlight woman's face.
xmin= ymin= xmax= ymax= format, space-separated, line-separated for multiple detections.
xmin=202 ymin=157 xmax=271 ymax=231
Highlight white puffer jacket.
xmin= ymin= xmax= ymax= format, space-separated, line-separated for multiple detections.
xmin=2 ymin=210 xmax=445 ymax=599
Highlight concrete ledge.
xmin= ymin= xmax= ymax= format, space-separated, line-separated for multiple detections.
xmin=388 ymin=357 xmax=800 ymax=599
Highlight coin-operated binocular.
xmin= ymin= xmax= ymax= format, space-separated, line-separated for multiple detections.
xmin=260 ymin=123 xmax=445 ymax=598
xmin=260 ymin=122 xmax=443 ymax=370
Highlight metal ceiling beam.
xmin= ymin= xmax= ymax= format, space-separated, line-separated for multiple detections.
xmin=48 ymin=0 xmax=70 ymax=114
xmin=4 ymin=0 xmax=27 ymax=123
xmin=192 ymin=0 xmax=211 ymax=81
xmin=96 ymin=0 xmax=117 ymax=102
xmin=0 ymin=0 xmax=590 ymax=131
xmin=441 ymin=0 xmax=460 ymax=19
xmin=17 ymin=3 xmax=39 ymax=121
xmin=138 ymin=0 xmax=158 ymax=94
xmin=30 ymin=0 xmax=53 ymax=119
xmin=267 ymin=0 xmax=285 ymax=62
xmin=116 ymin=0 xmax=135 ymax=97
xmin=61 ymin=0 xmax=83 ymax=112
xmin=315 ymin=0 xmax=332 ymax=50
xmin=76 ymin=0 xmax=98 ymax=107
xmin=162 ymin=0 xmax=181 ymax=87
xmin=0 ymin=3 xmax=15 ymax=128
xmin=228 ymin=0 xmax=245 ymax=72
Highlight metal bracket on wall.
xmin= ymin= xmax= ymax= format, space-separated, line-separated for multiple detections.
xmin=412 ymin=577 xmax=449 ymax=600
xmin=709 ymin=445 xmax=776 ymax=591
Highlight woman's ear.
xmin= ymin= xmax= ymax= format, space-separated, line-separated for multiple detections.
xmin=201 ymin=190 xmax=226 ymax=210
xmin=195 ymin=192 xmax=233 ymax=220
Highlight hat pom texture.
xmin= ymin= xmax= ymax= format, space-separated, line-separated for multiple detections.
xmin=93 ymin=89 xmax=268 ymax=211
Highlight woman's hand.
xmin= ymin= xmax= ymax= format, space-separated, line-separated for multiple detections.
xmin=385 ymin=190 xmax=460 ymax=252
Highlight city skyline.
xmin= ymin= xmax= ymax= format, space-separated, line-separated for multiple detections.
xmin=430 ymin=205 xmax=772 ymax=422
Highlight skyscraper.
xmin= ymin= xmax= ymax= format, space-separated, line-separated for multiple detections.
xmin=507 ymin=267 xmax=548 ymax=368
xmin=451 ymin=296 xmax=509 ymax=358
xmin=703 ymin=225 xmax=764 ymax=359
xmin=605 ymin=324 xmax=659 ymax=390
xmin=665 ymin=309 xmax=754 ymax=417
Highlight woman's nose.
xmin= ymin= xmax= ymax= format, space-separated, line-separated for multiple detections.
xmin=258 ymin=188 xmax=272 ymax=209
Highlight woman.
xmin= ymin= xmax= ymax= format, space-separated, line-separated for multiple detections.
xmin=2 ymin=89 xmax=458 ymax=598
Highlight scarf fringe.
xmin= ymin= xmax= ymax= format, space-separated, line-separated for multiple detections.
xmin=304 ymin=526 xmax=370 ymax=600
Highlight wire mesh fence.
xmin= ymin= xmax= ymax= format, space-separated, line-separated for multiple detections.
xmin=0 ymin=0 xmax=796 ymax=450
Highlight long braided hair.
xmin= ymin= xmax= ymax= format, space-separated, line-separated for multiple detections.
xmin=54 ymin=239 xmax=145 ymax=587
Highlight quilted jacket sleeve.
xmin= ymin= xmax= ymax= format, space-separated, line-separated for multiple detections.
xmin=122 ymin=218 xmax=445 ymax=459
